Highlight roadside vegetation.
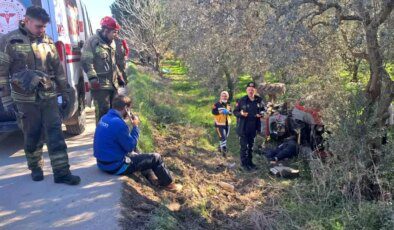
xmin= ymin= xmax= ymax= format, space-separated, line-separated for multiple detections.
xmin=120 ymin=60 xmax=393 ymax=229
xmin=112 ymin=0 xmax=393 ymax=229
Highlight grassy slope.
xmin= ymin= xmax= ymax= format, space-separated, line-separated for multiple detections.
xmin=121 ymin=62 xmax=293 ymax=229
xmin=132 ymin=60 xmax=256 ymax=156
xmin=123 ymin=61 xmax=394 ymax=230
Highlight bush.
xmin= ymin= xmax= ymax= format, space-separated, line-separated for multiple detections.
xmin=151 ymin=103 xmax=185 ymax=124
xmin=255 ymin=76 xmax=394 ymax=230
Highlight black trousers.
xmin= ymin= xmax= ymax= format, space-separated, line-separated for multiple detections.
xmin=239 ymin=134 xmax=256 ymax=166
xmin=120 ymin=153 xmax=173 ymax=186
xmin=16 ymin=98 xmax=70 ymax=177
xmin=91 ymin=89 xmax=116 ymax=124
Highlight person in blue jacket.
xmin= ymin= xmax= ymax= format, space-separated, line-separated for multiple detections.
xmin=93 ymin=95 xmax=182 ymax=192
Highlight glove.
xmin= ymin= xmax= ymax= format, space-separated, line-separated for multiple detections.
xmin=61 ymin=92 xmax=69 ymax=109
xmin=90 ymin=78 xmax=100 ymax=90
xmin=222 ymin=109 xmax=229 ymax=115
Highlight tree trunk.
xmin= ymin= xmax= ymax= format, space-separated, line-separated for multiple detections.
xmin=153 ymin=53 xmax=160 ymax=72
xmin=360 ymin=23 xmax=394 ymax=200
xmin=252 ymin=73 xmax=264 ymax=85
xmin=364 ymin=25 xmax=393 ymax=161
xmin=351 ymin=60 xmax=361 ymax=82
xmin=150 ymin=44 xmax=161 ymax=73
xmin=223 ymin=68 xmax=235 ymax=101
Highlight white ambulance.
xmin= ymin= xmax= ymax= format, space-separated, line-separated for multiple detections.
xmin=0 ymin=0 xmax=93 ymax=135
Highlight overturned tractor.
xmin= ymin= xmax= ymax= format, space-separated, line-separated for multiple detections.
xmin=262 ymin=101 xmax=328 ymax=155
xmin=255 ymin=81 xmax=330 ymax=162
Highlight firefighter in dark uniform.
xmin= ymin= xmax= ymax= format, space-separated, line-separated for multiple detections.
xmin=233 ymin=82 xmax=265 ymax=171
xmin=0 ymin=6 xmax=80 ymax=184
xmin=212 ymin=91 xmax=232 ymax=157
xmin=81 ymin=16 xmax=125 ymax=123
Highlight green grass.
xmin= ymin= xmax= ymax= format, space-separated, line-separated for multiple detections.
xmin=127 ymin=60 xmax=258 ymax=157
xmin=386 ymin=63 xmax=394 ymax=82
xmin=146 ymin=207 xmax=179 ymax=230
xmin=277 ymin=191 xmax=394 ymax=229
xmin=128 ymin=61 xmax=208 ymax=152
xmin=126 ymin=64 xmax=156 ymax=152
xmin=161 ymin=59 xmax=188 ymax=76
xmin=126 ymin=59 xmax=394 ymax=229
xmin=194 ymin=199 xmax=210 ymax=220
xmin=234 ymin=75 xmax=253 ymax=100
xmin=162 ymin=62 xmax=258 ymax=155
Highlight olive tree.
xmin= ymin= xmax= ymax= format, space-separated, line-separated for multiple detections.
xmin=254 ymin=0 xmax=394 ymax=199
xmin=165 ymin=0 xmax=276 ymax=99
xmin=111 ymin=0 xmax=173 ymax=71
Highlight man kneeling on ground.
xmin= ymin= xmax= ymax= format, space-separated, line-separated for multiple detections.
xmin=93 ymin=95 xmax=182 ymax=192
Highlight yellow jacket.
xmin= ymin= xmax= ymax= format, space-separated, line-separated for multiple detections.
xmin=212 ymin=101 xmax=232 ymax=126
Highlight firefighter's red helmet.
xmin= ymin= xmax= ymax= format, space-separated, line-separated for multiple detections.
xmin=100 ymin=16 xmax=121 ymax=30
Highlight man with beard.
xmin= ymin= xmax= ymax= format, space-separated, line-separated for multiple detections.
xmin=81 ymin=16 xmax=126 ymax=123
xmin=0 ymin=6 xmax=80 ymax=184
xmin=93 ymin=95 xmax=182 ymax=192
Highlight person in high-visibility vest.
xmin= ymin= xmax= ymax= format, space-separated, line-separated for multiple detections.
xmin=212 ymin=91 xmax=232 ymax=157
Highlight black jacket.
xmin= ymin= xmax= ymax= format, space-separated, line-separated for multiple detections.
xmin=233 ymin=95 xmax=265 ymax=136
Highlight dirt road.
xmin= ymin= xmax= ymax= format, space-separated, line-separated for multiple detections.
xmin=0 ymin=109 xmax=123 ymax=230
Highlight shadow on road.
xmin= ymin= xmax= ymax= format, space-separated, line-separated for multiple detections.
xmin=0 ymin=109 xmax=123 ymax=229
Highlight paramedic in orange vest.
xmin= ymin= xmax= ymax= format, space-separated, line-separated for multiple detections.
xmin=212 ymin=91 xmax=232 ymax=157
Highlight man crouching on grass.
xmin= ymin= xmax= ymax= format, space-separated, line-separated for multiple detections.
xmin=93 ymin=95 xmax=182 ymax=192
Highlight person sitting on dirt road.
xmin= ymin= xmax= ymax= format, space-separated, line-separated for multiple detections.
xmin=93 ymin=95 xmax=182 ymax=192
xmin=212 ymin=91 xmax=232 ymax=157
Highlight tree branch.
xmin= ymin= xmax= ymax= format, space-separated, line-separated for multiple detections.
xmin=352 ymin=52 xmax=368 ymax=60
xmin=373 ymin=0 xmax=393 ymax=26
xmin=309 ymin=21 xmax=330 ymax=28
xmin=247 ymin=0 xmax=277 ymax=9
xmin=339 ymin=28 xmax=368 ymax=60
xmin=301 ymin=0 xmax=363 ymax=22
xmin=339 ymin=15 xmax=363 ymax=21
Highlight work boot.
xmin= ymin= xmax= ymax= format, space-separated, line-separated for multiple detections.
xmin=164 ymin=183 xmax=183 ymax=193
xmin=222 ymin=147 xmax=227 ymax=158
xmin=241 ymin=163 xmax=252 ymax=172
xmin=31 ymin=168 xmax=44 ymax=181
xmin=248 ymin=161 xmax=258 ymax=170
xmin=54 ymin=173 xmax=81 ymax=185
xmin=217 ymin=146 xmax=222 ymax=153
